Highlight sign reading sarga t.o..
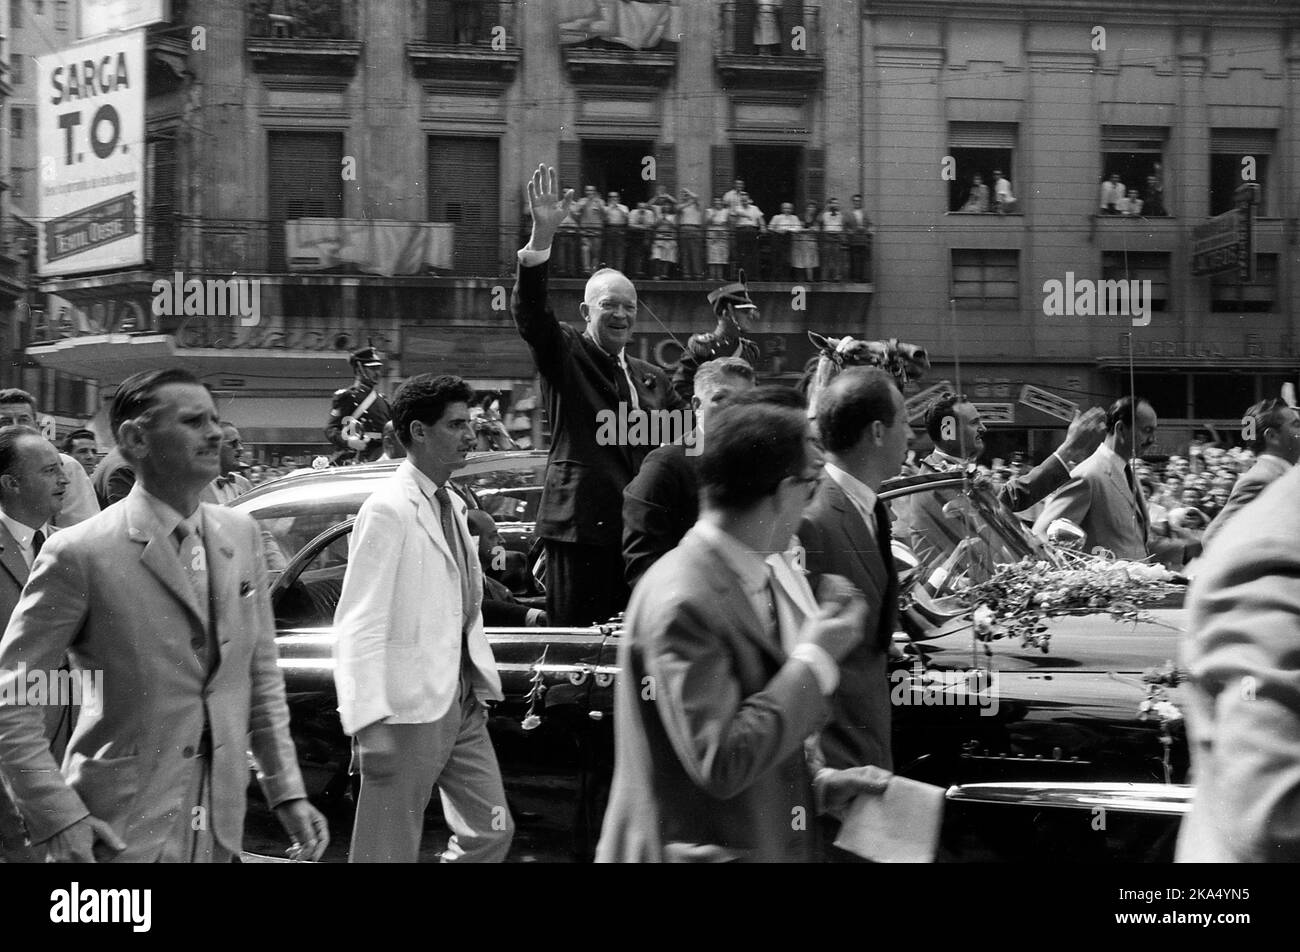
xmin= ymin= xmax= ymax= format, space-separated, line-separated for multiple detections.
xmin=37 ymin=29 xmax=146 ymax=276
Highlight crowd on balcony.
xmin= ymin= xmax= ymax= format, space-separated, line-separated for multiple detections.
xmin=1098 ymin=163 xmax=1167 ymax=217
xmin=547 ymin=178 xmax=873 ymax=283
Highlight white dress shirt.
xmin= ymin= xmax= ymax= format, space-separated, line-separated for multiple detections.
xmin=0 ymin=511 xmax=53 ymax=570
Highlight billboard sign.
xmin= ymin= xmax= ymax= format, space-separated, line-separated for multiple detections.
xmin=37 ymin=29 xmax=146 ymax=276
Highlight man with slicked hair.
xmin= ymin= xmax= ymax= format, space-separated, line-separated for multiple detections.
xmin=514 ymin=164 xmax=685 ymax=626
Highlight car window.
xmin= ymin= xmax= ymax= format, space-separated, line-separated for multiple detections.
xmin=476 ymin=487 xmax=541 ymax=523
xmin=274 ymin=530 xmax=352 ymax=629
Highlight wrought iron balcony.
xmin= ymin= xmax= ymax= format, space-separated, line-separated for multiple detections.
xmin=558 ymin=1 xmax=679 ymax=87
xmin=246 ymin=0 xmax=362 ymax=76
xmin=407 ymin=0 xmax=521 ymax=84
xmin=716 ymin=2 xmax=823 ymax=89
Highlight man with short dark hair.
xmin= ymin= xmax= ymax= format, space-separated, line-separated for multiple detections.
xmin=598 ymin=399 xmax=880 ymax=862
xmin=0 ymin=389 xmax=97 ymax=527
xmin=0 ymin=425 xmax=70 ymax=862
xmin=333 ymin=373 xmax=512 ymax=863
xmin=1033 ymin=396 xmax=1194 ymax=566
xmin=0 ymin=368 xmax=327 ymax=863
xmin=514 ymin=164 xmax=684 ymax=626
xmin=1203 ymin=398 xmax=1300 ymax=549
xmin=622 ymin=358 xmax=757 ymax=588
xmin=61 ymin=429 xmax=98 ymax=477
xmin=199 ymin=422 xmax=253 ymax=505
xmin=921 ymin=393 xmax=1106 ymax=513
xmin=846 ymin=194 xmax=873 ymax=282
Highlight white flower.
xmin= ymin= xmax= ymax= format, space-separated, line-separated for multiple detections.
xmin=973 ymin=604 xmax=995 ymax=634
xmin=521 ymin=714 xmax=542 ymax=731
xmin=1153 ymin=700 xmax=1183 ymax=723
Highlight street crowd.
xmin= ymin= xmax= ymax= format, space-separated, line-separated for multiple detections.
xmin=0 ymin=160 xmax=1297 ymax=863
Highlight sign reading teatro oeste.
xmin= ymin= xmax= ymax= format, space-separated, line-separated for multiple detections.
xmin=37 ymin=29 xmax=146 ymax=276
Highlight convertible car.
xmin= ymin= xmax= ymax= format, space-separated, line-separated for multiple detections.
xmin=234 ymin=454 xmax=1191 ymax=861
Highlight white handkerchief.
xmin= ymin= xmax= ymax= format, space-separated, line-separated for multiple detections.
xmin=833 ymin=776 xmax=946 ymax=863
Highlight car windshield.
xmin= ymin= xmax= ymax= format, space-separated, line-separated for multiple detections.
xmin=885 ymin=478 xmax=1040 ymax=616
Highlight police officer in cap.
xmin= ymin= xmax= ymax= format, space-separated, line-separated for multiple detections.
xmin=327 ymin=347 xmax=391 ymax=464
xmin=672 ymin=270 xmax=762 ymax=403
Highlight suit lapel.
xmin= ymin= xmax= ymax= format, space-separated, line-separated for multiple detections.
xmin=824 ymin=479 xmax=887 ymax=593
xmin=1105 ymin=460 xmax=1143 ymax=520
xmin=204 ymin=509 xmax=239 ymax=673
xmin=0 ymin=523 xmax=29 ymax=589
xmin=125 ymin=490 xmax=207 ymax=629
xmin=684 ymin=531 xmax=784 ymax=666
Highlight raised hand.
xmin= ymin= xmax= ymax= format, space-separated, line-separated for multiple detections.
xmin=525 ymin=164 xmax=574 ymax=252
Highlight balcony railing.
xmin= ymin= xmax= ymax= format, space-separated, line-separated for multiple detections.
xmin=716 ymin=2 xmax=823 ymax=88
xmin=246 ymin=0 xmax=362 ymax=75
xmin=408 ymin=0 xmax=521 ymax=82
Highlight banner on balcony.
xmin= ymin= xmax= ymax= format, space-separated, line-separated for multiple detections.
xmin=285 ymin=219 xmax=455 ymax=276
xmin=37 ymin=29 xmax=146 ymax=276
xmin=558 ymin=0 xmax=680 ymax=50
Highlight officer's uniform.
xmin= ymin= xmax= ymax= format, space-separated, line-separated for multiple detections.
xmin=671 ymin=276 xmax=761 ymax=403
xmin=326 ymin=348 xmax=391 ymax=464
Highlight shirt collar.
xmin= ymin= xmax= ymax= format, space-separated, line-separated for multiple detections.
xmin=138 ymin=485 xmax=204 ymax=539
xmin=1096 ymin=442 xmax=1126 ymax=471
xmin=0 ymin=510 xmax=48 ymax=551
xmin=693 ymin=520 xmax=770 ymax=597
xmin=823 ymin=461 xmax=878 ymax=515
xmin=403 ymin=459 xmax=452 ymax=506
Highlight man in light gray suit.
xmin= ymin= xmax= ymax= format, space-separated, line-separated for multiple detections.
xmin=1033 ymin=396 xmax=1194 ymax=567
xmin=1178 ymin=462 xmax=1300 ymax=861
xmin=1202 ymin=398 xmax=1300 ymax=551
xmin=0 ymin=369 xmax=327 ymax=863
xmin=597 ymin=399 xmax=883 ymax=863
xmin=0 ymin=426 xmax=69 ymax=862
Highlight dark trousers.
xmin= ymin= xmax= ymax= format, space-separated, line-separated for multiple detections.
xmin=849 ymin=242 xmax=869 ymax=282
xmin=544 ymin=539 xmax=630 ymax=627
xmin=605 ymin=227 xmax=626 ymax=273
xmin=679 ymin=225 xmax=704 ymax=279
xmin=627 ymin=231 xmax=650 ymax=277
xmin=734 ymin=228 xmax=759 ymax=280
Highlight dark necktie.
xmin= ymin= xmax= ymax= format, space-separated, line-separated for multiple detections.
xmin=873 ymin=499 xmax=899 ymax=648
xmin=31 ymin=530 xmax=44 ymax=560
xmin=1124 ymin=463 xmax=1149 ymax=537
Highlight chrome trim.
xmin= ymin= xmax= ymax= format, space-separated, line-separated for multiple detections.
xmin=944 ymin=781 xmax=1192 ymax=816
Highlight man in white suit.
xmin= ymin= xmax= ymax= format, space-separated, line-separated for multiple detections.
xmin=1178 ymin=462 xmax=1300 ymax=861
xmin=1033 ymin=396 xmax=1195 ymax=567
xmin=0 ymin=368 xmax=327 ymax=863
xmin=333 ymin=373 xmax=512 ymax=863
xmin=1202 ymin=398 xmax=1300 ymax=550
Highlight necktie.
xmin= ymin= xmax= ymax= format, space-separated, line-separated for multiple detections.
xmin=1125 ymin=463 xmax=1149 ymax=537
xmin=762 ymin=565 xmax=782 ymax=648
xmin=873 ymin=498 xmax=899 ymax=648
xmin=31 ymin=529 xmax=44 ymax=560
xmin=614 ymin=351 xmax=641 ymax=413
xmin=174 ymin=521 xmax=213 ymax=668
xmin=434 ymin=487 xmax=474 ymax=667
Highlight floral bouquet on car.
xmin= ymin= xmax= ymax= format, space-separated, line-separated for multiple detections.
xmin=958 ymin=555 xmax=1182 ymax=655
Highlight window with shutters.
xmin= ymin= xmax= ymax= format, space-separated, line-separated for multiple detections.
xmin=1211 ymin=254 xmax=1277 ymax=313
xmin=577 ymin=139 xmax=657 ymax=207
xmin=147 ymin=138 xmax=177 ymax=267
xmin=951 ymin=249 xmax=1019 ymax=308
xmin=1210 ymin=130 xmax=1274 ymax=216
xmin=9 ymin=0 xmax=19 ymax=28
xmin=268 ymin=131 xmax=345 ymax=272
xmin=1100 ymin=126 xmax=1168 ymax=216
xmin=55 ymin=0 xmax=68 ymax=30
xmin=947 ymin=123 xmax=1017 ymax=213
xmin=10 ymin=106 xmax=21 ymax=139
xmin=427 ymin=0 xmax=503 ymax=45
xmin=428 ymin=136 xmax=501 ymax=275
xmin=1101 ymin=252 xmax=1170 ymax=313
xmin=9 ymin=167 xmax=22 ymax=202
xmin=10 ymin=53 xmax=22 ymax=86
xmin=733 ymin=144 xmax=801 ymax=217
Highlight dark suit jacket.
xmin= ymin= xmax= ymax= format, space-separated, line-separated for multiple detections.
xmin=1177 ymin=463 xmax=1300 ymax=861
xmin=921 ymin=450 xmax=1069 ymax=514
xmin=1202 ymin=454 xmax=1291 ymax=552
xmin=622 ymin=441 xmax=698 ymax=588
xmin=90 ymin=447 xmax=135 ymax=510
xmin=595 ymin=527 xmax=829 ymax=863
xmin=798 ymin=476 xmax=895 ymax=772
xmin=513 ymin=260 xmax=683 ymax=547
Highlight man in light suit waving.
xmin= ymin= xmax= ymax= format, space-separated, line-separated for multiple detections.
xmin=0 ymin=368 xmax=326 ymax=863
xmin=334 ymin=374 xmax=512 ymax=863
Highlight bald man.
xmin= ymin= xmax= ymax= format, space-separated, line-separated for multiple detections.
xmin=514 ymin=164 xmax=686 ymax=626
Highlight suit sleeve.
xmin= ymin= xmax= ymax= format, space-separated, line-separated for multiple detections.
xmin=1183 ymin=534 xmax=1300 ymax=860
xmin=1032 ymin=474 xmax=1093 ymax=544
xmin=332 ymin=497 xmax=406 ymax=735
xmin=105 ymin=466 xmax=135 ymax=507
xmin=998 ymin=455 xmax=1069 ymax=513
xmin=622 ymin=452 xmax=684 ymax=588
xmin=481 ymin=599 xmax=531 ymax=627
xmin=53 ymin=456 xmax=99 ymax=528
xmin=244 ymin=517 xmax=308 ymax=807
xmin=1203 ymin=477 xmax=1265 ymax=551
xmin=646 ymin=597 xmax=829 ymax=800
xmin=511 ymin=260 xmax=568 ymax=384
xmin=0 ymin=536 xmax=92 ymax=842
